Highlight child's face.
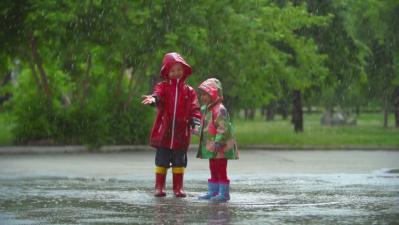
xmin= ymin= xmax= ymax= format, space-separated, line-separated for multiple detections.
xmin=200 ymin=92 xmax=212 ymax=105
xmin=168 ymin=63 xmax=184 ymax=79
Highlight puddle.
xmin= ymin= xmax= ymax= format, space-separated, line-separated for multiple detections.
xmin=0 ymin=172 xmax=398 ymax=224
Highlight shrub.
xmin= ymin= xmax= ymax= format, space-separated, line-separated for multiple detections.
xmin=11 ymin=68 xmax=152 ymax=146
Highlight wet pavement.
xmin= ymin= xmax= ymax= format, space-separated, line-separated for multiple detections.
xmin=0 ymin=150 xmax=398 ymax=224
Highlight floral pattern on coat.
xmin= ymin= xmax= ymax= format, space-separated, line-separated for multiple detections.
xmin=196 ymin=78 xmax=239 ymax=159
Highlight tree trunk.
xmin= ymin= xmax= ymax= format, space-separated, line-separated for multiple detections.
xmin=0 ymin=93 xmax=12 ymax=106
xmin=266 ymin=104 xmax=275 ymax=121
xmin=80 ymin=53 xmax=92 ymax=107
xmin=292 ymin=89 xmax=303 ymax=132
xmin=1 ymin=72 xmax=11 ymax=86
xmin=307 ymin=105 xmax=312 ymax=114
xmin=280 ymin=106 xmax=288 ymax=120
xmin=30 ymin=36 xmax=52 ymax=105
xmin=260 ymin=106 xmax=266 ymax=117
xmin=0 ymin=72 xmax=12 ymax=106
xmin=245 ymin=108 xmax=255 ymax=120
xmin=28 ymin=59 xmax=42 ymax=93
xmin=244 ymin=109 xmax=249 ymax=120
xmin=278 ymin=99 xmax=289 ymax=120
xmin=124 ymin=67 xmax=136 ymax=111
xmin=383 ymin=97 xmax=389 ymax=128
xmin=115 ymin=53 xmax=127 ymax=98
xmin=394 ymin=87 xmax=399 ymax=128
xmin=355 ymin=106 xmax=360 ymax=116
xmin=244 ymin=109 xmax=256 ymax=120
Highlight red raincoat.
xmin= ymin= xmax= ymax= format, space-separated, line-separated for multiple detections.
xmin=149 ymin=53 xmax=201 ymax=150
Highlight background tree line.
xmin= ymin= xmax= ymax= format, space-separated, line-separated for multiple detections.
xmin=0 ymin=0 xmax=398 ymax=146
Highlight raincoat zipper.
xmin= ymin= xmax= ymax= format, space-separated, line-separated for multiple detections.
xmin=170 ymin=79 xmax=179 ymax=149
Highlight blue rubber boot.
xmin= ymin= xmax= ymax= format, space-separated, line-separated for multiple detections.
xmin=198 ymin=181 xmax=219 ymax=200
xmin=210 ymin=183 xmax=230 ymax=202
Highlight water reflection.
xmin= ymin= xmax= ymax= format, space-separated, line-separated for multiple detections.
xmin=154 ymin=198 xmax=186 ymax=225
xmin=0 ymin=172 xmax=398 ymax=224
xmin=153 ymin=198 xmax=232 ymax=225
xmin=206 ymin=203 xmax=230 ymax=225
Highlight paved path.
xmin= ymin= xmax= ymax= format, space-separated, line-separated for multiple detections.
xmin=1 ymin=149 xmax=398 ymax=175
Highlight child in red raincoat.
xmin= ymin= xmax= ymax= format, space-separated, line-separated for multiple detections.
xmin=196 ymin=78 xmax=239 ymax=202
xmin=142 ymin=52 xmax=201 ymax=198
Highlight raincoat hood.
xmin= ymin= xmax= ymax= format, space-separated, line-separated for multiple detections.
xmin=160 ymin=52 xmax=192 ymax=80
xmin=199 ymin=78 xmax=223 ymax=103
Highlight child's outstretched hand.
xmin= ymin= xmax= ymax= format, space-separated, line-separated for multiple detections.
xmin=141 ymin=95 xmax=156 ymax=105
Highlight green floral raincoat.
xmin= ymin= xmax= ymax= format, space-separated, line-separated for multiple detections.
xmin=196 ymin=78 xmax=239 ymax=159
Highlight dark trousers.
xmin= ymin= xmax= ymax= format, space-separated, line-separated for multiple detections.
xmin=155 ymin=148 xmax=187 ymax=168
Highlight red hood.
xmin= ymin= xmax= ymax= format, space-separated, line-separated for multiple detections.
xmin=198 ymin=78 xmax=223 ymax=103
xmin=160 ymin=52 xmax=192 ymax=80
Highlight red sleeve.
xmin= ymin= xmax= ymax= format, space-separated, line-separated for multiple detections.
xmin=152 ymin=82 xmax=165 ymax=108
xmin=152 ymin=82 xmax=164 ymax=98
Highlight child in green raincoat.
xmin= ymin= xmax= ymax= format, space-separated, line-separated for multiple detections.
xmin=196 ymin=78 xmax=239 ymax=202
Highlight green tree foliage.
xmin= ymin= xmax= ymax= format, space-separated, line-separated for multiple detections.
xmin=0 ymin=0 xmax=397 ymax=145
xmin=341 ymin=0 xmax=399 ymax=126
xmin=192 ymin=1 xmax=329 ymax=115
xmin=2 ymin=0 xmax=153 ymax=146
xmin=302 ymin=0 xmax=367 ymax=111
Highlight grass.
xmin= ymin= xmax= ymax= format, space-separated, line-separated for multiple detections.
xmin=1 ymin=112 xmax=398 ymax=149
xmin=232 ymin=113 xmax=399 ymax=149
